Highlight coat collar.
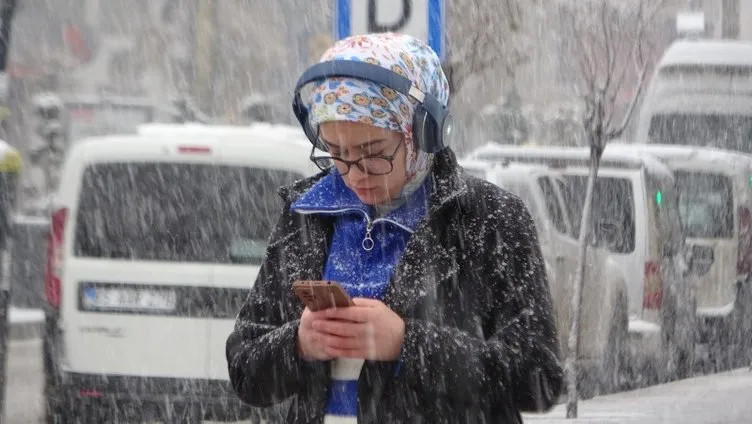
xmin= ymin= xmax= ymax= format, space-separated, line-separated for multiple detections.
xmin=291 ymin=170 xmax=368 ymax=215
xmin=279 ymin=149 xmax=467 ymax=316
xmin=280 ymin=149 xmax=467 ymax=215
xmin=290 ymin=170 xmax=431 ymax=234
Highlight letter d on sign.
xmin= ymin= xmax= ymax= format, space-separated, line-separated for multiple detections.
xmin=368 ymin=0 xmax=412 ymax=32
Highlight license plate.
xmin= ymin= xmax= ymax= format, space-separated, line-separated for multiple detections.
xmin=82 ymin=286 xmax=177 ymax=312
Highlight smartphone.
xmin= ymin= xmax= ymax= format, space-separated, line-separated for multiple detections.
xmin=292 ymin=280 xmax=354 ymax=311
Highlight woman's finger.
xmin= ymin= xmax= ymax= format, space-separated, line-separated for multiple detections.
xmin=325 ymin=306 xmax=370 ymax=322
xmin=314 ymin=319 xmax=364 ymax=337
xmin=351 ymin=298 xmax=381 ymax=307
xmin=307 ymin=310 xmax=330 ymax=321
xmin=323 ymin=334 xmax=361 ymax=350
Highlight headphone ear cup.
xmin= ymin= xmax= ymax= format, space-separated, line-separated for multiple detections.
xmin=304 ymin=123 xmax=320 ymax=148
xmin=413 ymin=107 xmax=444 ymax=153
xmin=441 ymin=112 xmax=453 ymax=149
xmin=292 ymin=93 xmax=320 ymax=147
xmin=413 ymin=107 xmax=432 ymax=153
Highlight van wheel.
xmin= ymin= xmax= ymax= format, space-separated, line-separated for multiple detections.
xmin=43 ymin=366 xmax=78 ymax=424
xmin=601 ymin=294 xmax=629 ymax=394
xmin=675 ymin=297 xmax=697 ymax=380
xmin=662 ymin=288 xmax=696 ymax=382
xmin=733 ymin=279 xmax=752 ymax=368
xmin=46 ymin=394 xmax=100 ymax=424
xmin=45 ymin=399 xmax=71 ymax=424
xmin=667 ymin=329 xmax=695 ymax=380
xmin=575 ymin=365 xmax=598 ymax=400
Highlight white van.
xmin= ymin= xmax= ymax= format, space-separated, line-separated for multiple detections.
xmin=470 ymin=144 xmax=698 ymax=382
xmin=43 ymin=125 xmax=318 ymax=422
xmin=459 ymin=159 xmax=630 ymax=396
xmin=636 ymin=40 xmax=752 ymax=153
xmin=611 ymin=144 xmax=752 ymax=368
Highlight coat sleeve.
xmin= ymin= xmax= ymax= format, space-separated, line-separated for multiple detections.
xmin=397 ymin=194 xmax=564 ymax=411
xmin=225 ymin=206 xmax=328 ymax=407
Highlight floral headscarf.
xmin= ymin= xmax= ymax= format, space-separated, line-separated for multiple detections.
xmin=307 ymin=33 xmax=450 ymax=198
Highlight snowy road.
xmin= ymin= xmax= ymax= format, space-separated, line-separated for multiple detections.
xmin=4 ymin=337 xmax=752 ymax=423
xmin=524 ymin=367 xmax=752 ymax=423
xmin=3 ymin=339 xmax=44 ymax=424
xmin=1 ymin=338 xmax=254 ymax=424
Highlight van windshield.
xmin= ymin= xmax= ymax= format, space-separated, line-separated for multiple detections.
xmin=73 ymin=162 xmax=302 ymax=264
xmin=648 ymin=114 xmax=752 ymax=154
xmin=675 ymin=172 xmax=734 ymax=239
xmin=561 ymin=176 xmax=636 ymax=253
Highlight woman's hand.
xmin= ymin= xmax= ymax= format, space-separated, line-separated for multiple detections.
xmin=313 ymin=298 xmax=406 ymax=361
xmin=297 ymin=307 xmax=335 ymax=361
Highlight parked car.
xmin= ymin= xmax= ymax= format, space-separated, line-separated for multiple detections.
xmin=636 ymin=40 xmax=752 ymax=154
xmin=43 ymin=124 xmax=318 ymax=422
xmin=459 ymin=159 xmax=630 ymax=396
xmin=611 ymin=143 xmax=752 ymax=370
xmin=469 ymin=144 xmax=698 ymax=383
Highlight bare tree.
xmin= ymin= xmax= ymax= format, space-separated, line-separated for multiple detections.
xmin=557 ymin=0 xmax=670 ymax=418
xmin=444 ymin=0 xmax=533 ymax=95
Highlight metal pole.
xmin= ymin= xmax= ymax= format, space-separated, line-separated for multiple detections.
xmin=0 ymin=276 xmax=8 ymax=423
xmin=0 ymin=0 xmax=17 ymax=421
xmin=0 ymin=0 xmax=15 ymax=71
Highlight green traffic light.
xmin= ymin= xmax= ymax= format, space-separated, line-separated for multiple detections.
xmin=656 ymin=191 xmax=663 ymax=206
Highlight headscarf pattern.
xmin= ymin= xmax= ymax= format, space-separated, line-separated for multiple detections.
xmin=307 ymin=33 xmax=449 ymax=196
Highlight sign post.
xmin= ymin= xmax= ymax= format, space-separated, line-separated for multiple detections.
xmin=0 ymin=0 xmax=16 ymax=419
xmin=335 ymin=0 xmax=445 ymax=61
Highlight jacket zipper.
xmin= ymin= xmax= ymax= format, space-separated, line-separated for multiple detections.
xmin=294 ymin=207 xmax=414 ymax=251
xmin=363 ymin=220 xmax=375 ymax=251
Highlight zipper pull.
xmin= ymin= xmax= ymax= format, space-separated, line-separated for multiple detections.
xmin=362 ymin=222 xmax=375 ymax=251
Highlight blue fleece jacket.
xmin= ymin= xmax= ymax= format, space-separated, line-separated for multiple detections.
xmin=291 ymin=171 xmax=430 ymax=420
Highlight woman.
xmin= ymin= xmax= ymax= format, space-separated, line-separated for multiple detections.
xmin=226 ymin=33 xmax=563 ymax=423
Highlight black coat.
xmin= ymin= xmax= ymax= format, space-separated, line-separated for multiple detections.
xmin=226 ymin=149 xmax=563 ymax=423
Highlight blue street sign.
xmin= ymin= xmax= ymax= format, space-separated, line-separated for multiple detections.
xmin=334 ymin=0 xmax=445 ymax=61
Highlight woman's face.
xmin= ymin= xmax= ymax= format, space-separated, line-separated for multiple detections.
xmin=318 ymin=121 xmax=407 ymax=205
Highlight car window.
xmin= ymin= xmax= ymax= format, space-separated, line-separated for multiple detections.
xmin=494 ymin=177 xmax=548 ymax=242
xmin=648 ymin=113 xmax=752 ymax=154
xmin=538 ymin=177 xmax=568 ymax=235
xmin=74 ymin=162 xmax=302 ymax=264
xmin=462 ymin=165 xmax=488 ymax=180
xmin=675 ymin=171 xmax=734 ymax=239
xmin=562 ymin=175 xmax=636 ymax=253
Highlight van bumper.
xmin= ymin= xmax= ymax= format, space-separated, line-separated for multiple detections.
xmin=628 ymin=319 xmax=663 ymax=365
xmin=60 ymin=372 xmax=253 ymax=421
xmin=696 ymin=300 xmax=736 ymax=343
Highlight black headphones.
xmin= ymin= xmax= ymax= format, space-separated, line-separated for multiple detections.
xmin=292 ymin=60 xmax=453 ymax=153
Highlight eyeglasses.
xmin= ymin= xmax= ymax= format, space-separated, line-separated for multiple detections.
xmin=310 ymin=137 xmax=404 ymax=176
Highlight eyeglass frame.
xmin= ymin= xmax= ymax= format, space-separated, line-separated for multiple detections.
xmin=309 ymin=135 xmax=405 ymax=176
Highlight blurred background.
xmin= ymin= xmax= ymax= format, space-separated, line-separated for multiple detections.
xmin=4 ymin=0 xmax=748 ymax=212
xmin=1 ymin=1 xmax=751 ymax=423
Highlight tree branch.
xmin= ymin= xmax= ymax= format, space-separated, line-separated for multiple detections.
xmin=608 ymin=58 xmax=648 ymax=139
xmin=601 ymin=0 xmax=613 ymax=93
xmin=445 ymin=0 xmax=532 ymax=94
